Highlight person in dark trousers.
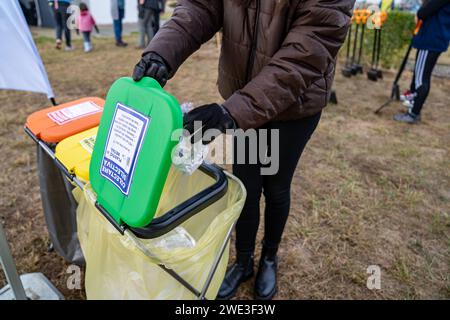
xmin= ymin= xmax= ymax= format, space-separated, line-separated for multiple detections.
xmin=111 ymin=0 xmax=128 ymax=47
xmin=132 ymin=0 xmax=353 ymax=300
xmin=395 ymin=0 xmax=450 ymax=124
xmin=48 ymin=0 xmax=72 ymax=50
xmin=152 ymin=0 xmax=165 ymax=35
xmin=136 ymin=0 xmax=156 ymax=49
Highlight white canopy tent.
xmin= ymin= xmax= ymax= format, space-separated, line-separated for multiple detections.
xmin=0 ymin=0 xmax=61 ymax=300
xmin=0 ymin=0 xmax=54 ymax=99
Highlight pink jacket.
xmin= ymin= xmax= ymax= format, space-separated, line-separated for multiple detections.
xmin=77 ymin=10 xmax=96 ymax=32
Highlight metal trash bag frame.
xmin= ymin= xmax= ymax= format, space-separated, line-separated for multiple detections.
xmin=81 ymin=165 xmax=238 ymax=300
xmin=91 ymin=163 xmax=234 ymax=299
xmin=77 ymin=168 xmax=239 ymax=300
xmin=24 ymin=126 xmax=85 ymax=264
xmin=25 ymin=126 xmax=86 ymax=190
xmin=25 ymin=129 xmax=241 ymax=299
xmin=124 ymin=216 xmax=236 ymax=300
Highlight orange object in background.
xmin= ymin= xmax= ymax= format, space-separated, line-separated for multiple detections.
xmin=361 ymin=9 xmax=371 ymax=25
xmin=380 ymin=11 xmax=388 ymax=24
xmin=372 ymin=10 xmax=388 ymax=28
xmin=354 ymin=9 xmax=363 ymax=24
xmin=414 ymin=20 xmax=423 ymax=35
xmin=26 ymin=97 xmax=104 ymax=143
xmin=354 ymin=8 xmax=373 ymax=25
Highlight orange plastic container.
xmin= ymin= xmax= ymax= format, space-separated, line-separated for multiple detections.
xmin=26 ymin=97 xmax=104 ymax=143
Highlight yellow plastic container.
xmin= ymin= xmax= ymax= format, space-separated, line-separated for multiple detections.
xmin=55 ymin=127 xmax=98 ymax=182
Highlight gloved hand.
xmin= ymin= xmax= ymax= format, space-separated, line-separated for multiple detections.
xmin=132 ymin=52 xmax=170 ymax=87
xmin=183 ymin=103 xmax=237 ymax=144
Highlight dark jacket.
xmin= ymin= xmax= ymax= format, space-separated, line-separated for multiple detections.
xmin=413 ymin=0 xmax=450 ymax=52
xmin=145 ymin=0 xmax=354 ymax=129
xmin=141 ymin=0 xmax=164 ymax=12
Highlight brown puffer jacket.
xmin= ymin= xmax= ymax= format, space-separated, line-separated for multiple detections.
xmin=145 ymin=0 xmax=354 ymax=129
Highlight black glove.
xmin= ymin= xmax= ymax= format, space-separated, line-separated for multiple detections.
xmin=132 ymin=52 xmax=170 ymax=87
xmin=183 ymin=103 xmax=237 ymax=144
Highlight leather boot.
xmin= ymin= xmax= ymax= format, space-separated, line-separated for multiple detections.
xmin=254 ymin=246 xmax=278 ymax=300
xmin=217 ymin=252 xmax=254 ymax=300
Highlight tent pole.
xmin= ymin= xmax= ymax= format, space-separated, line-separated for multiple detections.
xmin=0 ymin=224 xmax=28 ymax=300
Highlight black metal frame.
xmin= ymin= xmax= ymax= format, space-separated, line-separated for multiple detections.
xmin=96 ymin=163 xmax=228 ymax=239
xmin=25 ymin=124 xmax=234 ymax=299
xmin=24 ymin=126 xmax=85 ymax=189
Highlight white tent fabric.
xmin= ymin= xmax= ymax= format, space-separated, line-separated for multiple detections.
xmin=0 ymin=0 xmax=54 ymax=99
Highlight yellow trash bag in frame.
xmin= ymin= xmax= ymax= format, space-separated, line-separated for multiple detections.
xmin=74 ymin=167 xmax=245 ymax=300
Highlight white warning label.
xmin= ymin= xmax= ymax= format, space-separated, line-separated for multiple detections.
xmin=100 ymin=102 xmax=149 ymax=195
xmin=47 ymin=101 xmax=101 ymax=125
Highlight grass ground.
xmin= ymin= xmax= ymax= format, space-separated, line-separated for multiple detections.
xmin=0 ymin=35 xmax=449 ymax=300
xmin=440 ymin=49 xmax=450 ymax=65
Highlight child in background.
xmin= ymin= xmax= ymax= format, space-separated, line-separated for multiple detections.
xmin=395 ymin=0 xmax=450 ymax=124
xmin=77 ymin=2 xmax=99 ymax=53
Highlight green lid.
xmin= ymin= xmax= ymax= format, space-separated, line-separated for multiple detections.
xmin=90 ymin=77 xmax=183 ymax=228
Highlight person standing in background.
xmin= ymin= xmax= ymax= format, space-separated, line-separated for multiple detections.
xmin=136 ymin=0 xmax=155 ymax=49
xmin=153 ymin=0 xmax=165 ymax=35
xmin=111 ymin=0 xmax=128 ymax=47
xmin=395 ymin=0 xmax=450 ymax=124
xmin=48 ymin=0 xmax=73 ymax=51
xmin=77 ymin=2 xmax=99 ymax=53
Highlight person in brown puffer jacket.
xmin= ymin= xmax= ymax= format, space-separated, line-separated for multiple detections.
xmin=133 ymin=0 xmax=354 ymax=300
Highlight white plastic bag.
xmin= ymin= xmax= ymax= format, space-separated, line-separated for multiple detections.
xmin=172 ymin=102 xmax=209 ymax=175
xmin=149 ymin=227 xmax=196 ymax=250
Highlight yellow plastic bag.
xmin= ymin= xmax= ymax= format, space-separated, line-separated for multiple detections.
xmin=74 ymin=167 xmax=246 ymax=300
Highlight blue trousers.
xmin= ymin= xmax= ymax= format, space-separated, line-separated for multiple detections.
xmin=113 ymin=8 xmax=125 ymax=43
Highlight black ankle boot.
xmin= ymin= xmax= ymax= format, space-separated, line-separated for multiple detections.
xmin=254 ymin=246 xmax=278 ymax=300
xmin=217 ymin=252 xmax=254 ymax=300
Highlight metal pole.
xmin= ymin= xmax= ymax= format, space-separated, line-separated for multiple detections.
xmin=357 ymin=24 xmax=365 ymax=65
xmin=350 ymin=23 xmax=359 ymax=68
xmin=345 ymin=24 xmax=352 ymax=66
xmin=0 ymin=224 xmax=28 ymax=300
xmin=199 ymin=222 xmax=236 ymax=299
xmin=370 ymin=28 xmax=378 ymax=68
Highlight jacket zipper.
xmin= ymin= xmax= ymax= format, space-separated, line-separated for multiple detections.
xmin=246 ymin=0 xmax=261 ymax=82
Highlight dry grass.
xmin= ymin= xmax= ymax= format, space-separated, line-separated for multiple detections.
xmin=0 ymin=35 xmax=449 ymax=300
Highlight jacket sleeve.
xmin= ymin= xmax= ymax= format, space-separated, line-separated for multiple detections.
xmin=417 ymin=0 xmax=449 ymax=20
xmin=223 ymin=0 xmax=354 ymax=130
xmin=144 ymin=0 xmax=223 ymax=76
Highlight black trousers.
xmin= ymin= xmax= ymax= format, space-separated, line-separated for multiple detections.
xmin=52 ymin=2 xmax=71 ymax=47
xmin=153 ymin=10 xmax=161 ymax=35
xmin=409 ymin=49 xmax=441 ymax=115
xmin=233 ymin=112 xmax=321 ymax=254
